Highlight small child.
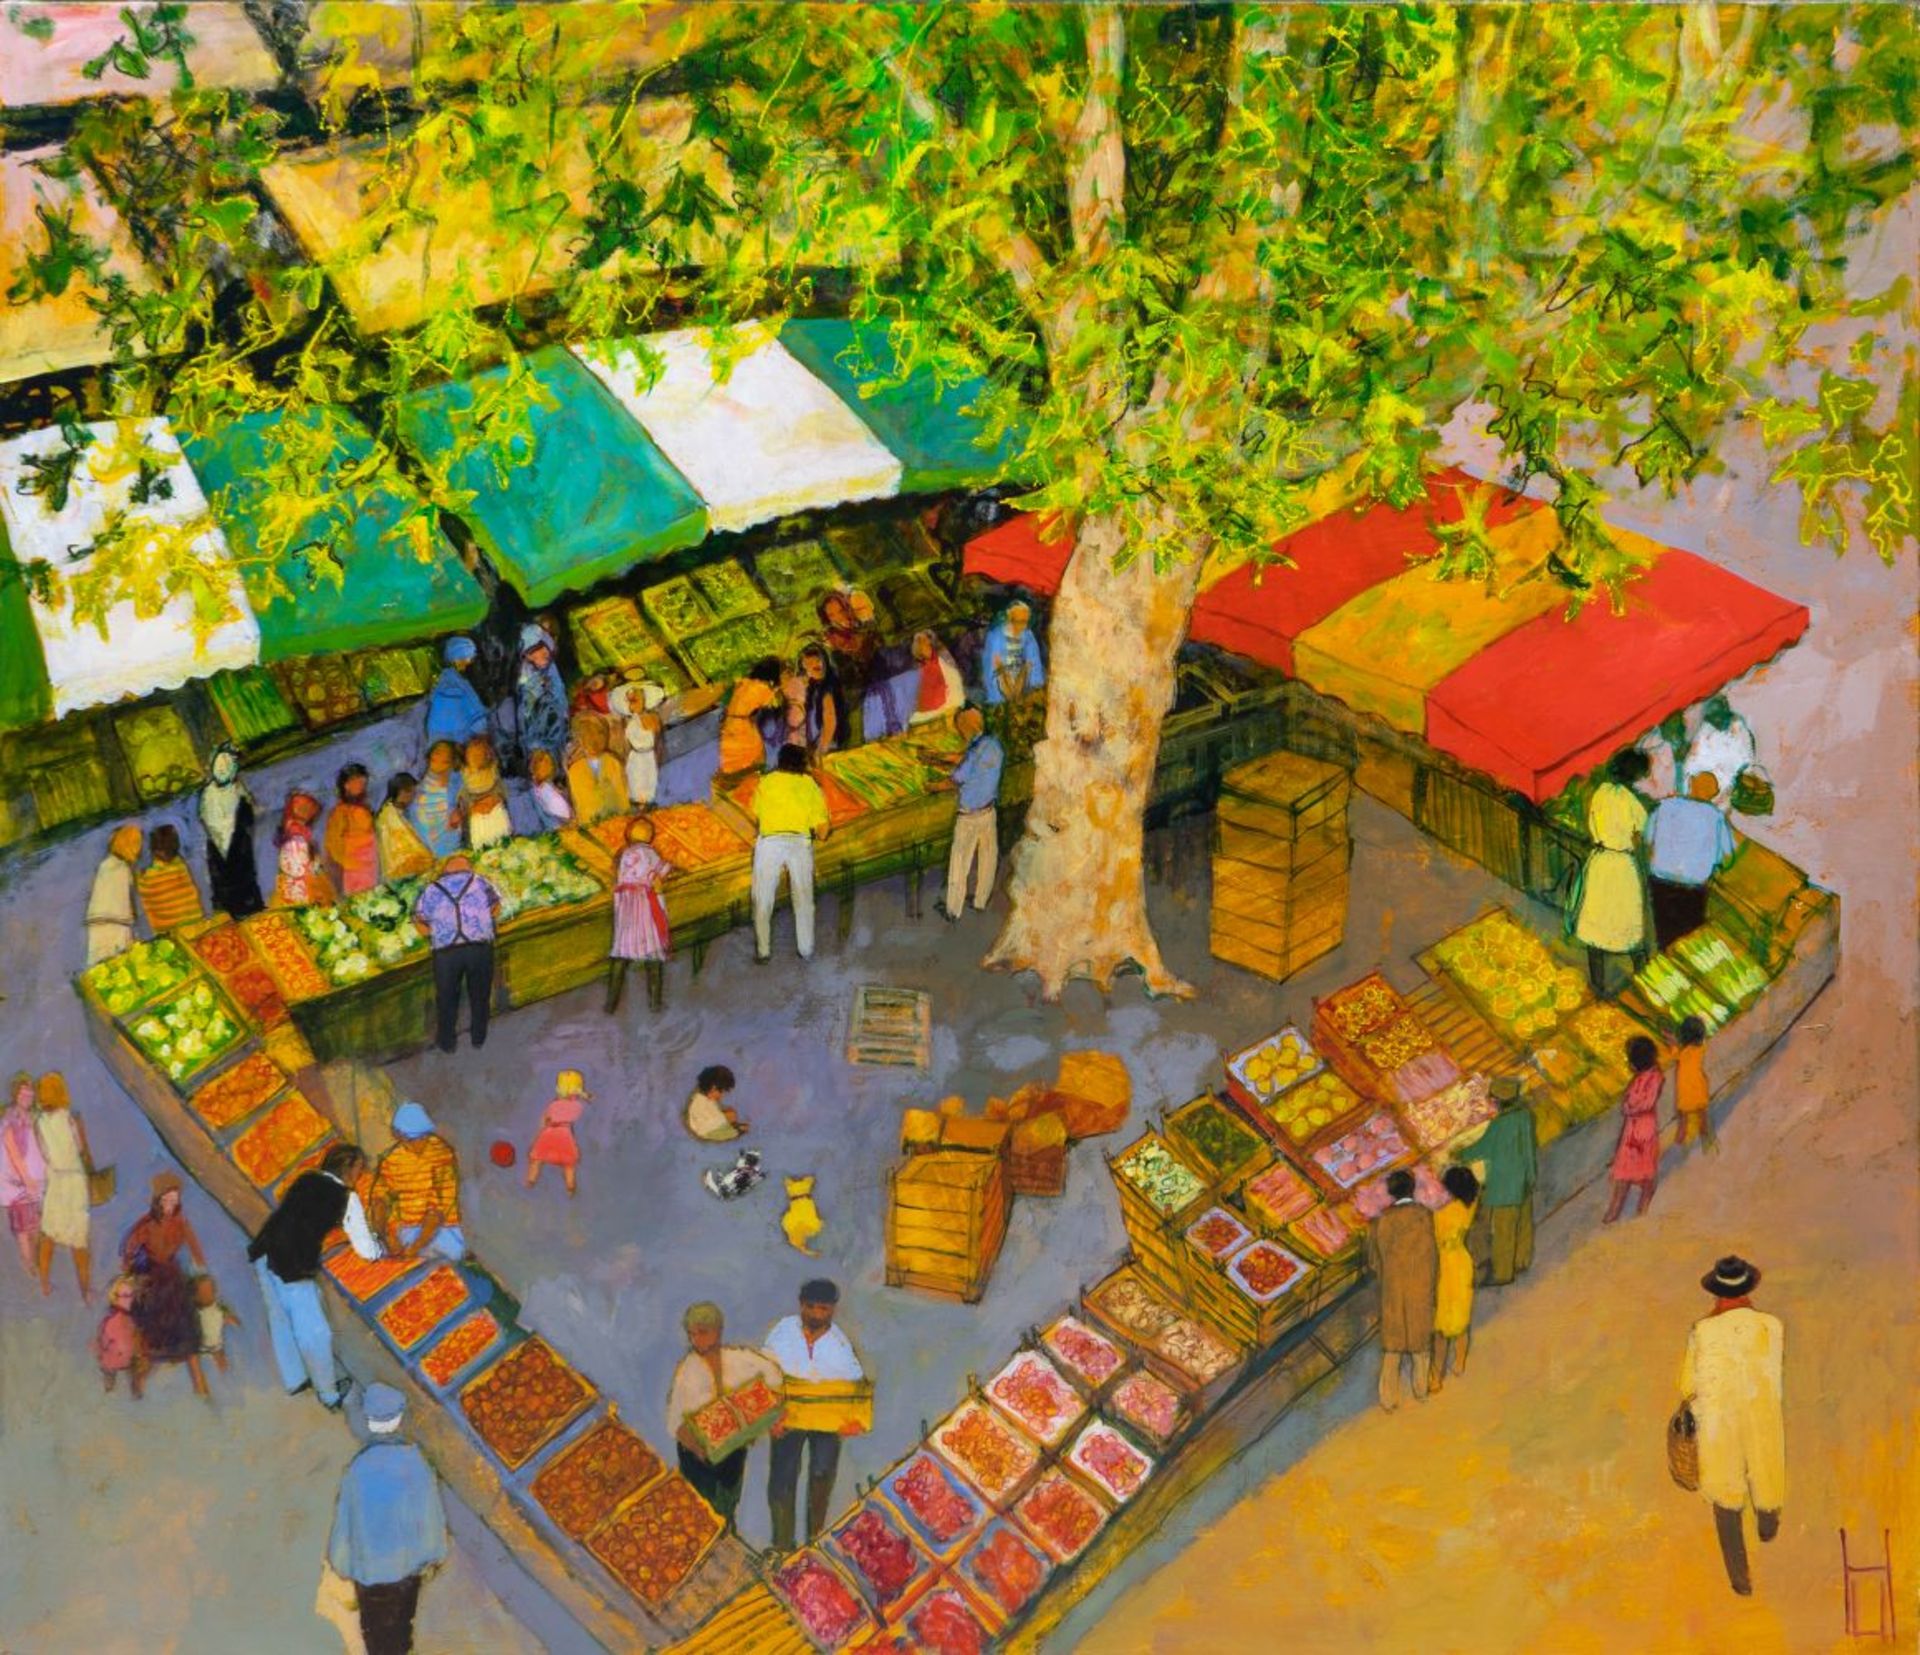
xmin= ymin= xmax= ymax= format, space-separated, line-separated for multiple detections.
xmin=527 ymin=1069 xmax=589 ymax=1196
xmin=194 ymin=1272 xmax=242 ymax=1372
xmin=96 ymin=1275 xmax=148 ymax=1398
xmin=1673 ymin=1015 xmax=1715 ymax=1152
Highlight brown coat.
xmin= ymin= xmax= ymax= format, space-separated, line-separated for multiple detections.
xmin=1368 ymin=1200 xmax=1438 ymax=1352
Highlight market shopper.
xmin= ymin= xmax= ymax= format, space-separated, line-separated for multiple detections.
xmin=718 ymin=659 xmax=783 ymax=781
xmin=819 ymin=587 xmax=882 ymax=741
xmin=1683 ymin=696 xmax=1757 ymax=805
xmin=1678 ymin=1257 xmax=1785 ymax=1596
xmin=1645 ymin=771 xmax=1737 ymax=951
xmin=279 ymin=790 xmax=325 ymax=849
xmin=412 ymin=853 xmax=502 ymax=1053
xmin=668 ymin=1302 xmax=784 ymax=1530
xmin=200 ymin=746 xmax=264 ymax=918
xmin=328 ymin=1382 xmax=449 ymax=1655
xmin=1429 ymin=1165 xmax=1479 ymax=1391
xmin=136 ymin=823 xmax=206 ymax=934
xmin=85 ymin=824 xmax=142 ymax=963
xmin=516 ymin=624 xmax=570 ymax=773
xmin=461 ymin=743 xmax=512 ymax=851
xmin=685 ymin=1065 xmax=749 ymax=1142
xmin=908 ymin=630 xmax=966 ymax=724
xmin=32 ymin=1073 xmax=91 ymax=1301
xmin=607 ymin=817 xmax=672 ymax=1014
xmin=369 ymin=1102 xmax=466 ymax=1262
xmin=247 ymin=1142 xmax=383 ymax=1410
xmin=764 ymin=1280 xmax=868 ymax=1551
xmin=566 ymin=716 xmax=630 ymax=826
xmin=424 ymin=636 xmax=491 ymax=751
xmin=1366 ymin=1169 xmax=1437 ymax=1410
xmin=942 ymin=707 xmax=1004 ymax=919
xmin=526 ymin=749 xmax=574 ymax=832
xmin=799 ymin=643 xmax=846 ymax=759
xmin=274 ymin=832 xmax=338 ymax=910
xmin=326 ymin=765 xmax=380 ymax=896
xmin=409 ymin=743 xmax=466 ymax=859
xmin=1603 ymin=1036 xmax=1665 ymax=1223
xmin=2 ymin=1073 xmax=46 ymax=1280
xmin=608 ymin=679 xmax=667 ymax=809
xmin=121 ymin=1171 xmax=210 ymax=1395
xmin=751 ymin=745 xmax=832 ymax=962
xmin=1471 ymin=1076 xmax=1538 ymax=1285
xmin=375 ymin=775 xmax=435 ymax=882
xmin=1674 ymin=1015 xmax=1717 ymax=1152
xmin=1570 ymin=747 xmax=1651 ymax=997
xmin=981 ymin=600 xmax=1045 ymax=707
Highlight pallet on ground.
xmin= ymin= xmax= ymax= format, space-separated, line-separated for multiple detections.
xmin=847 ymin=984 xmax=932 ymax=1069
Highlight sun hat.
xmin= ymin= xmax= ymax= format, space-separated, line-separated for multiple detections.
xmin=1702 ymin=1256 xmax=1761 ymax=1297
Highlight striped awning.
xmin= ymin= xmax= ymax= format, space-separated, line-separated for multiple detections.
xmin=962 ymin=473 xmax=1810 ymax=802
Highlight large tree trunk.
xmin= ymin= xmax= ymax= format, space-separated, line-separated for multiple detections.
xmin=984 ymin=510 xmax=1205 ymax=1000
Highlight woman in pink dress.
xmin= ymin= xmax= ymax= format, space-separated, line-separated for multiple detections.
xmin=605 ymin=817 xmax=672 ymax=1015
xmin=2 ymin=1073 xmax=47 ymax=1279
xmin=1603 ymin=1036 xmax=1665 ymax=1223
xmin=527 ymin=1070 xmax=590 ymax=1196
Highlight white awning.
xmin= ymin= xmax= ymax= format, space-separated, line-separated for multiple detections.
xmin=0 ymin=419 xmax=259 ymax=714
xmin=573 ymin=325 xmax=903 ymax=534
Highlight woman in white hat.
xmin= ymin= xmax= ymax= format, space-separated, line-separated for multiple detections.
xmin=608 ymin=677 xmax=668 ymax=809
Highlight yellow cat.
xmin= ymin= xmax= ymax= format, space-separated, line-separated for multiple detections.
xmin=780 ymin=1175 xmax=824 ymax=1255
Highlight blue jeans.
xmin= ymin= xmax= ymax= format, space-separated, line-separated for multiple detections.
xmin=396 ymin=1222 xmax=466 ymax=1262
xmin=255 ymin=1257 xmax=342 ymax=1404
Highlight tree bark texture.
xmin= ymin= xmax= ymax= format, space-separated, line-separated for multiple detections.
xmin=984 ymin=510 xmax=1205 ymax=1000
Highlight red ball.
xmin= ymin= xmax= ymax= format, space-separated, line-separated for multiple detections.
xmin=489 ymin=1140 xmax=516 ymax=1169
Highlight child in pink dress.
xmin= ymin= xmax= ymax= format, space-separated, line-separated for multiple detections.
xmin=527 ymin=1069 xmax=589 ymax=1196
xmin=96 ymin=1274 xmax=147 ymax=1397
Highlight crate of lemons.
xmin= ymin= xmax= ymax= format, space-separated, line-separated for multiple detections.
xmin=1430 ymin=909 xmax=1590 ymax=1043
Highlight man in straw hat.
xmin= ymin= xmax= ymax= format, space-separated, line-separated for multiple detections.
xmin=1470 ymin=1074 xmax=1539 ymax=1286
xmin=328 ymin=1382 xmax=448 ymax=1655
xmin=1680 ymin=1256 xmax=1785 ymax=1595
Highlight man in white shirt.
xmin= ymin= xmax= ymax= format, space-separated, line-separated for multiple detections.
xmin=763 ymin=1279 xmax=867 ymax=1550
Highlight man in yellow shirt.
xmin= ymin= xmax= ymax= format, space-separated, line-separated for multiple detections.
xmin=368 ymin=1101 xmax=466 ymax=1262
xmin=751 ymin=745 xmax=831 ymax=961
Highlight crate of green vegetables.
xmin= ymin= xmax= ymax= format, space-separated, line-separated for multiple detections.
xmin=207 ymin=667 xmax=300 ymax=746
xmin=641 ymin=576 xmax=717 ymax=645
xmin=1164 ymin=1093 xmax=1272 ymax=1186
xmin=753 ymin=540 xmax=843 ymax=607
xmin=690 ymin=558 xmax=769 ymax=622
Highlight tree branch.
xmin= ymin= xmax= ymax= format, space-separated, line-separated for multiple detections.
xmin=1067 ymin=6 xmax=1125 ymax=264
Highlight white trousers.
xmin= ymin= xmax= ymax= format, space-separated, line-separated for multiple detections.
xmin=752 ymin=834 xmax=816 ymax=958
xmin=946 ymin=807 xmax=998 ymax=913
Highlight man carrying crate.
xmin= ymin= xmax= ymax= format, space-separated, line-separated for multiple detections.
xmin=763 ymin=1279 xmax=870 ymax=1551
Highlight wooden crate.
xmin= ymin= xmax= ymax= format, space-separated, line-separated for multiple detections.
xmin=1210 ymin=922 xmax=1344 ymax=983
xmin=886 ymin=1153 xmax=1008 ymax=1303
xmin=1214 ymin=816 xmax=1348 ymax=873
xmin=1211 ymin=836 xmax=1350 ymax=899
xmin=1162 ymin=1093 xmax=1272 ymax=1187
xmin=1107 ymin=1133 xmax=1210 ymax=1258
xmin=1210 ymin=864 xmax=1350 ymax=929
xmin=1219 ymin=750 xmax=1350 ymax=822
xmin=847 ymin=985 xmax=932 ymax=1069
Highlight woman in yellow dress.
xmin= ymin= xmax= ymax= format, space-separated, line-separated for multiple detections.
xmin=1431 ymin=1164 xmax=1480 ymax=1390
xmin=1571 ymin=748 xmax=1651 ymax=997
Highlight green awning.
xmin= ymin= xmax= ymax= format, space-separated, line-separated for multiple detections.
xmin=396 ymin=347 xmax=709 ymax=609
xmin=185 ymin=409 xmax=487 ymax=661
xmin=0 ymin=515 xmax=53 ymax=732
xmin=779 ymin=318 xmax=1020 ymax=493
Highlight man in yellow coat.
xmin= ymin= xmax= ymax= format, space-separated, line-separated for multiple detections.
xmin=1679 ymin=1256 xmax=1785 ymax=1595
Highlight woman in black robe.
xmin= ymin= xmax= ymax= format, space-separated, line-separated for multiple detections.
xmin=199 ymin=745 xmax=263 ymax=917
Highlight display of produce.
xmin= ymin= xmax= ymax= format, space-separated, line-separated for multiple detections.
xmin=473 ymin=835 xmax=601 ymax=921
xmin=275 ymin=655 xmax=364 ymax=726
xmin=186 ymin=923 xmax=253 ymax=976
xmin=1563 ymin=1001 xmax=1651 ymax=1075
xmin=1225 ymin=1239 xmax=1309 ymax=1304
xmin=957 ymin=1522 xmax=1051 ymax=1624
xmin=1670 ymin=923 xmax=1771 ymax=1010
xmin=1150 ymin=1316 xmax=1240 ymax=1389
xmin=587 ymin=1473 xmax=723 ymax=1608
xmin=1112 ymin=1137 xmax=1207 ymax=1218
xmin=531 ymin=1416 xmax=666 ymax=1541
xmin=640 ymin=575 xmax=716 ymax=643
xmin=187 ymin=1050 xmax=287 ymax=1131
xmin=230 ymin=1092 xmax=333 ymax=1188
xmin=691 ymin=557 xmax=769 ymax=621
xmin=1185 ymin=1206 xmax=1253 ymax=1262
xmin=116 ymin=704 xmax=204 ymax=801
xmin=1040 ymin=1316 xmax=1125 ymax=1391
xmin=1066 ymin=1421 xmax=1154 ymax=1505
xmin=905 ymin=1586 xmax=991 ymax=1655
xmin=1312 ymin=1112 xmax=1413 ymax=1190
xmin=1633 ymin=951 xmax=1731 ymax=1031
xmin=127 ymin=980 xmax=246 ymax=1086
xmin=419 ymin=1309 xmax=505 ymax=1390
xmin=1083 ymin=1270 xmax=1179 ymax=1342
xmin=293 ymin=904 xmax=376 ymax=987
xmin=1240 ymin=1160 xmax=1318 ymax=1228
xmin=647 ymin=803 xmax=748 ymax=870
xmin=1398 ymin=1073 xmax=1496 ymax=1151
xmin=769 ymin=1550 xmax=873 ymax=1651
xmin=220 ymin=962 xmax=289 ymax=1027
xmin=28 ymin=751 xmax=113 ymax=830
xmin=1225 ymin=1026 xmax=1322 ymax=1105
xmin=1105 ymin=1370 xmax=1187 ymax=1450
xmin=930 ymin=1400 xmax=1040 ymax=1503
xmin=731 ymin=769 xmax=869 ymax=830
xmin=1348 ymin=1159 xmax=1450 ymax=1220
xmin=244 ymin=912 xmax=333 ymax=1001
xmin=1012 ymin=1470 xmax=1109 ymax=1565
xmin=342 ymin=878 xmax=430 ymax=966
xmin=1318 ymin=973 xmax=1406 ymax=1043
xmin=755 ymin=539 xmax=843 ymax=606
xmin=376 ymin=1265 xmax=469 ymax=1351
xmin=683 ymin=607 xmax=803 ymax=684
xmin=460 ymin=1337 xmax=595 ymax=1469
xmin=875 ymin=569 xmax=950 ymax=633
xmin=1287 ymin=1203 xmax=1359 ymax=1262
xmin=685 ymin=1377 xmax=785 ymax=1461
xmin=985 ymin=1352 xmax=1086 ymax=1450
xmin=1166 ymin=1096 xmax=1265 ymax=1182
xmin=821 ymin=742 xmax=934 ymax=811
xmin=827 ymin=1503 xmax=930 ymax=1614
xmin=207 ymin=666 xmax=299 ymax=745
xmin=571 ymin=596 xmax=654 ymax=673
xmin=85 ymin=936 xmax=194 ymax=1016
xmin=1429 ymin=907 xmax=1590 ymax=1040
xmin=884 ymin=1452 xmax=985 ymax=1557
xmin=325 ymin=1248 xmax=426 ymax=1303
xmin=1358 ymin=1013 xmax=1436 ymax=1072
xmin=355 ymin=646 xmax=435 ymax=706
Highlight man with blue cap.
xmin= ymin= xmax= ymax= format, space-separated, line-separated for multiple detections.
xmin=367 ymin=1103 xmax=466 ymax=1262
xmin=424 ymin=637 xmax=490 ymax=750
xmin=329 ymin=1382 xmax=447 ymax=1655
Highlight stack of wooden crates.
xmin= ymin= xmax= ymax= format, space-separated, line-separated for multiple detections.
xmin=1210 ymin=751 xmax=1352 ymax=981
xmin=885 ymin=1151 xmax=1009 ymax=1303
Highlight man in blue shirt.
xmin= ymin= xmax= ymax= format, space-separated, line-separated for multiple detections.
xmin=943 ymin=706 xmax=1005 ymax=920
xmin=980 ymin=601 xmax=1045 ymax=706
xmin=1645 ymin=770 xmax=1737 ymax=950
xmin=424 ymin=637 xmax=490 ymax=750
xmin=329 ymin=1383 xmax=448 ymax=1655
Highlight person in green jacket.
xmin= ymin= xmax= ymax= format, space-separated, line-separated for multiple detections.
xmin=1470 ymin=1075 xmax=1539 ymax=1285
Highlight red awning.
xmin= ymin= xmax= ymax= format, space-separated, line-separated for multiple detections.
xmin=1424 ymin=549 xmax=1810 ymax=801
xmin=962 ymin=513 xmax=1071 ymax=592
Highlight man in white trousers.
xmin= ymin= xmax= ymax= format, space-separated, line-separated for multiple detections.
xmin=942 ymin=706 xmax=1004 ymax=920
xmin=752 ymin=744 xmax=832 ymax=960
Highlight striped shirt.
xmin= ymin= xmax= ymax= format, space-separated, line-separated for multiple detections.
xmin=369 ymin=1137 xmax=461 ymax=1228
xmin=137 ymin=860 xmax=205 ymax=933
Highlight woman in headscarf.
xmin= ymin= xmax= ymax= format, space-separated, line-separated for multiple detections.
xmin=2 ymin=1074 xmax=46 ymax=1280
xmin=324 ymin=763 xmax=379 ymax=895
xmin=516 ymin=623 xmax=570 ymax=772
xmin=33 ymin=1072 xmax=91 ymax=1302
xmin=199 ymin=746 xmax=262 ymax=917
xmin=907 ymin=630 xmax=966 ymax=725
xmin=85 ymin=825 xmax=143 ymax=963
xmin=608 ymin=679 xmax=667 ymax=810
xmin=567 ymin=716 xmax=630 ymax=826
xmin=121 ymin=1171 xmax=209 ymax=1393
xmin=607 ymin=817 xmax=672 ymax=1014
xmin=425 ymin=635 xmax=491 ymax=750
xmin=272 ymin=831 xmax=336 ymax=910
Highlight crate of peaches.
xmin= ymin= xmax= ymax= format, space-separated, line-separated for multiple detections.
xmin=683 ymin=1375 xmax=784 ymax=1462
